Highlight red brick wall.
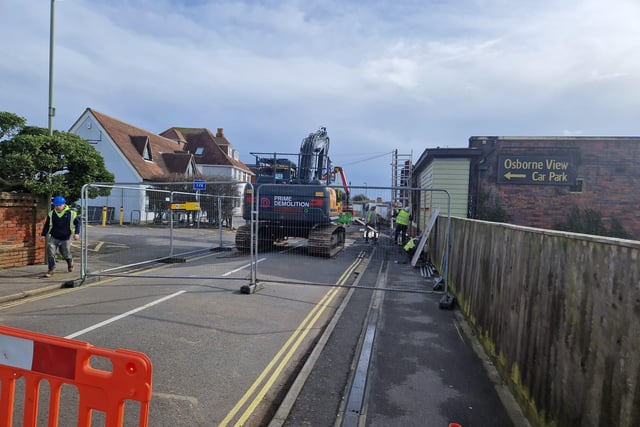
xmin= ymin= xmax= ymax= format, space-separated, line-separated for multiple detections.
xmin=0 ymin=193 xmax=49 ymax=269
xmin=469 ymin=137 xmax=640 ymax=240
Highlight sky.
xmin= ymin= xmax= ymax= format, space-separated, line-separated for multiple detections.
xmin=2 ymin=0 xmax=640 ymax=188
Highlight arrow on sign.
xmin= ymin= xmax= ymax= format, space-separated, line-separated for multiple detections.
xmin=504 ymin=172 xmax=527 ymax=180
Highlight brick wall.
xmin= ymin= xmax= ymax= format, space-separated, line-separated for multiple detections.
xmin=0 ymin=193 xmax=49 ymax=269
xmin=469 ymin=137 xmax=640 ymax=240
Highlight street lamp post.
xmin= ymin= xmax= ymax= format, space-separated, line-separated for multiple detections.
xmin=48 ymin=0 xmax=55 ymax=136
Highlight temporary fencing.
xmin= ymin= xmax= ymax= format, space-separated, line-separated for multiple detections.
xmin=78 ymin=181 xmax=450 ymax=293
xmin=80 ymin=181 xmax=254 ymax=285
xmin=0 ymin=324 xmax=153 ymax=427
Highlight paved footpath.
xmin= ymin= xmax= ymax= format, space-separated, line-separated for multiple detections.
xmin=0 ymin=263 xmax=80 ymax=304
xmin=275 ymin=245 xmax=530 ymax=427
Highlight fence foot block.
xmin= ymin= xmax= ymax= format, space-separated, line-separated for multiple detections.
xmin=241 ymin=282 xmax=263 ymax=294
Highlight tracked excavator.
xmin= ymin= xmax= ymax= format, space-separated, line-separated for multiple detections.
xmin=235 ymin=127 xmax=346 ymax=257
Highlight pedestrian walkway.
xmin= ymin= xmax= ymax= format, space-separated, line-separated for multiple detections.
xmin=0 ymin=263 xmax=80 ymax=304
xmin=277 ymin=238 xmax=530 ymax=427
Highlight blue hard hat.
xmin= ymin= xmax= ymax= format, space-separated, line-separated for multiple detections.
xmin=52 ymin=196 xmax=66 ymax=206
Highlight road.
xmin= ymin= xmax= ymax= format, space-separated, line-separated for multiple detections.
xmin=0 ymin=237 xmax=364 ymax=426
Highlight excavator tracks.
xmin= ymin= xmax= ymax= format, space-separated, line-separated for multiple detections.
xmin=307 ymin=224 xmax=345 ymax=257
xmin=235 ymin=224 xmax=251 ymax=252
xmin=236 ymin=223 xmax=345 ymax=257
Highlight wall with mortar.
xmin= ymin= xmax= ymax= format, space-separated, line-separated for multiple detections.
xmin=434 ymin=216 xmax=640 ymax=427
xmin=468 ymin=136 xmax=640 ymax=240
xmin=0 ymin=193 xmax=48 ymax=269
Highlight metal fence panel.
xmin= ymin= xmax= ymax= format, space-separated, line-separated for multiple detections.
xmin=80 ymin=182 xmax=253 ymax=284
xmin=79 ymin=183 xmax=449 ymax=292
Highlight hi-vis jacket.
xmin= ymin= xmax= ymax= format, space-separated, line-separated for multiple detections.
xmin=41 ymin=206 xmax=80 ymax=240
xmin=395 ymin=209 xmax=411 ymax=226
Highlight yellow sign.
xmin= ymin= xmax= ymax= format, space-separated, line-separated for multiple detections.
xmin=170 ymin=202 xmax=200 ymax=210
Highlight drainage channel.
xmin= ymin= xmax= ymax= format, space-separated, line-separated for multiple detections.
xmin=341 ymin=257 xmax=389 ymax=427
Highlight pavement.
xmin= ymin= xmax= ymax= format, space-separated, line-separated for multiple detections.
xmin=0 ymin=262 xmax=84 ymax=304
xmin=0 ymin=244 xmax=529 ymax=427
xmin=276 ymin=241 xmax=530 ymax=427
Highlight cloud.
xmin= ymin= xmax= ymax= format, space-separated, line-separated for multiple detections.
xmin=2 ymin=0 xmax=640 ymax=186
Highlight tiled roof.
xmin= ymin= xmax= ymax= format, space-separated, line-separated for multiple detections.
xmin=89 ymin=109 xmax=194 ymax=180
xmin=160 ymin=127 xmax=254 ymax=175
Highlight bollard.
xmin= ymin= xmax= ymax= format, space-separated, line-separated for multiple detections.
xmin=101 ymin=205 xmax=107 ymax=226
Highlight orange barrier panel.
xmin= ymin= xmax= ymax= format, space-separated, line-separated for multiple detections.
xmin=0 ymin=325 xmax=153 ymax=427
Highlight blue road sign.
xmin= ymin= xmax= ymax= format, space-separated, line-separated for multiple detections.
xmin=193 ymin=180 xmax=206 ymax=190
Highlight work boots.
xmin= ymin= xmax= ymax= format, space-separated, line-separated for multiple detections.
xmin=67 ymin=259 xmax=74 ymax=272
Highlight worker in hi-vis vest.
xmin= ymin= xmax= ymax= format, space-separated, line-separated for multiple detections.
xmin=365 ymin=205 xmax=379 ymax=244
xmin=40 ymin=195 xmax=80 ymax=278
xmin=394 ymin=206 xmax=411 ymax=244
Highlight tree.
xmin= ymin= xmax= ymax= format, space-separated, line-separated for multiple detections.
xmin=0 ymin=115 xmax=114 ymax=203
xmin=554 ymin=206 xmax=630 ymax=239
xmin=475 ymin=191 xmax=512 ymax=223
xmin=0 ymin=112 xmax=26 ymax=141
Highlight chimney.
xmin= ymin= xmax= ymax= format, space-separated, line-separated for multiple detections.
xmin=216 ymin=128 xmax=224 ymax=137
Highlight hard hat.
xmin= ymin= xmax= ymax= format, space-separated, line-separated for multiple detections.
xmin=404 ymin=206 xmax=410 ymax=211
xmin=52 ymin=196 xmax=66 ymax=206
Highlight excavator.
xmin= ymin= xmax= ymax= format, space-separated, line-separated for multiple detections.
xmin=235 ymin=127 xmax=346 ymax=257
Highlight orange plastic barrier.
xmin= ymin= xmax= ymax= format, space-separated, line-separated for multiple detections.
xmin=0 ymin=325 xmax=153 ymax=427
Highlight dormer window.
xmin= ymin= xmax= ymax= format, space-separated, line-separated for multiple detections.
xmin=194 ymin=147 xmax=204 ymax=155
xmin=130 ymin=135 xmax=152 ymax=161
xmin=143 ymin=144 xmax=152 ymax=161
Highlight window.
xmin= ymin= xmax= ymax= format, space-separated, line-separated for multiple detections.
xmin=569 ymin=178 xmax=584 ymax=193
xmin=194 ymin=147 xmax=204 ymax=155
xmin=143 ymin=144 xmax=152 ymax=161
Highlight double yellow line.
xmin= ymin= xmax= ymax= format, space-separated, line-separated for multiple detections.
xmin=219 ymin=257 xmax=362 ymax=426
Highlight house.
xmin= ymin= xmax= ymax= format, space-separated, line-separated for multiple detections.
xmin=411 ymin=148 xmax=480 ymax=231
xmin=69 ymin=108 xmax=199 ymax=223
xmin=159 ymin=127 xmax=254 ymax=214
xmin=160 ymin=127 xmax=254 ymax=183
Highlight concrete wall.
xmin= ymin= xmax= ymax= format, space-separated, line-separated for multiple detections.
xmin=434 ymin=216 xmax=640 ymax=427
xmin=0 ymin=193 xmax=48 ymax=269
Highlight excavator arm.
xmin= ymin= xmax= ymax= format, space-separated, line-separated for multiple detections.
xmin=298 ymin=127 xmax=331 ymax=183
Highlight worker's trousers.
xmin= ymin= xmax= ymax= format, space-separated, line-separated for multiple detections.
xmin=46 ymin=236 xmax=73 ymax=270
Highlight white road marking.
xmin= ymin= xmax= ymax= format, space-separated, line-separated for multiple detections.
xmin=221 ymin=258 xmax=266 ymax=276
xmin=65 ymin=290 xmax=186 ymax=339
xmin=64 ymin=257 xmax=268 ymax=338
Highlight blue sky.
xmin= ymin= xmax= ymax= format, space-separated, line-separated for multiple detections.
xmin=2 ymin=0 xmax=640 ymax=187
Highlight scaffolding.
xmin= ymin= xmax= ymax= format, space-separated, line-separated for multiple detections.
xmin=391 ymin=149 xmax=413 ymax=208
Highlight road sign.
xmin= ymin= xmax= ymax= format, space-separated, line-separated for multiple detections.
xmin=497 ymin=155 xmax=575 ymax=185
xmin=193 ymin=180 xmax=206 ymax=191
xmin=170 ymin=202 xmax=200 ymax=210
